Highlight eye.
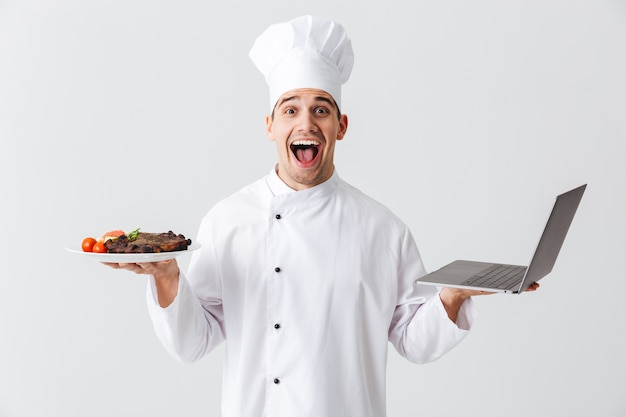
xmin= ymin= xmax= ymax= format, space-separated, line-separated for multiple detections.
xmin=314 ymin=107 xmax=330 ymax=115
xmin=284 ymin=108 xmax=296 ymax=115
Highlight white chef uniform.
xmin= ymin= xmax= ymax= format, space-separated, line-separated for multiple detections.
xmin=147 ymin=167 xmax=475 ymax=417
xmin=147 ymin=15 xmax=476 ymax=417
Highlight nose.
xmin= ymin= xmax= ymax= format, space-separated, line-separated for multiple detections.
xmin=295 ymin=112 xmax=318 ymax=133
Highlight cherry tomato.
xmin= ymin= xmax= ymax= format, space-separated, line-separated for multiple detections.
xmin=92 ymin=241 xmax=107 ymax=253
xmin=82 ymin=237 xmax=97 ymax=252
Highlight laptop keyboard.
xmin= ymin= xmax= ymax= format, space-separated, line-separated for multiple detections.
xmin=461 ymin=264 xmax=527 ymax=290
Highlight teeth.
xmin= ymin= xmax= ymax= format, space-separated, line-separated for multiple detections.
xmin=292 ymin=139 xmax=320 ymax=146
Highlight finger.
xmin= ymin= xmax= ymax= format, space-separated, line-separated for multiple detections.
xmin=136 ymin=259 xmax=174 ymax=275
xmin=136 ymin=259 xmax=172 ymax=268
xmin=101 ymin=262 xmax=121 ymax=269
xmin=117 ymin=262 xmax=151 ymax=274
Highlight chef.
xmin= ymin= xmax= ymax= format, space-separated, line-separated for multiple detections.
xmin=107 ymin=15 xmax=537 ymax=417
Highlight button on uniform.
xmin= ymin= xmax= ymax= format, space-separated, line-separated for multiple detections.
xmin=269 ymin=207 xmax=286 ymax=393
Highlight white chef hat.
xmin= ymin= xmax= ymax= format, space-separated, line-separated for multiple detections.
xmin=249 ymin=15 xmax=354 ymax=112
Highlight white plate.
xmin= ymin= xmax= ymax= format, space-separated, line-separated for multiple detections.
xmin=66 ymin=242 xmax=200 ymax=263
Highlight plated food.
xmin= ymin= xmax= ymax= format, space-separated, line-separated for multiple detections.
xmin=105 ymin=230 xmax=191 ymax=254
xmin=70 ymin=228 xmax=197 ymax=262
xmin=81 ymin=228 xmax=192 ymax=253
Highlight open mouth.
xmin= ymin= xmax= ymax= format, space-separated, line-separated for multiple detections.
xmin=290 ymin=139 xmax=321 ymax=164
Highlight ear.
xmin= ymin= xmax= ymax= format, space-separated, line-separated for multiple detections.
xmin=336 ymin=114 xmax=348 ymax=141
xmin=265 ymin=115 xmax=275 ymax=141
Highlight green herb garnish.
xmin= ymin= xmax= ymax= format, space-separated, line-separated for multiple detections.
xmin=127 ymin=228 xmax=141 ymax=241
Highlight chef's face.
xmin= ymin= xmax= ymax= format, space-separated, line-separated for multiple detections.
xmin=266 ymin=88 xmax=348 ymax=190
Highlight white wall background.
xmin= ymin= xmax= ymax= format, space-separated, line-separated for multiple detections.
xmin=1 ymin=0 xmax=624 ymax=416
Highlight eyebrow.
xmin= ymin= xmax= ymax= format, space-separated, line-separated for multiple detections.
xmin=276 ymin=95 xmax=335 ymax=109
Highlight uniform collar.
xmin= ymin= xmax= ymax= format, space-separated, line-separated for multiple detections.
xmin=267 ymin=165 xmax=296 ymax=196
xmin=266 ymin=164 xmax=339 ymax=198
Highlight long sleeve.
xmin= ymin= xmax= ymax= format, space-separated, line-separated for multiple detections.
xmin=388 ymin=227 xmax=476 ymax=364
xmin=389 ymin=292 xmax=475 ymax=364
xmin=146 ymin=270 xmax=225 ymax=363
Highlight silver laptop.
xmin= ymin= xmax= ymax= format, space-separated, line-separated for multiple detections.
xmin=415 ymin=184 xmax=586 ymax=294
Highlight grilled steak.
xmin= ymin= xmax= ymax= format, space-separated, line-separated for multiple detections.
xmin=104 ymin=231 xmax=192 ymax=253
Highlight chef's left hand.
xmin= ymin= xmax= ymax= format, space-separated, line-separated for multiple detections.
xmin=439 ymin=282 xmax=540 ymax=323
